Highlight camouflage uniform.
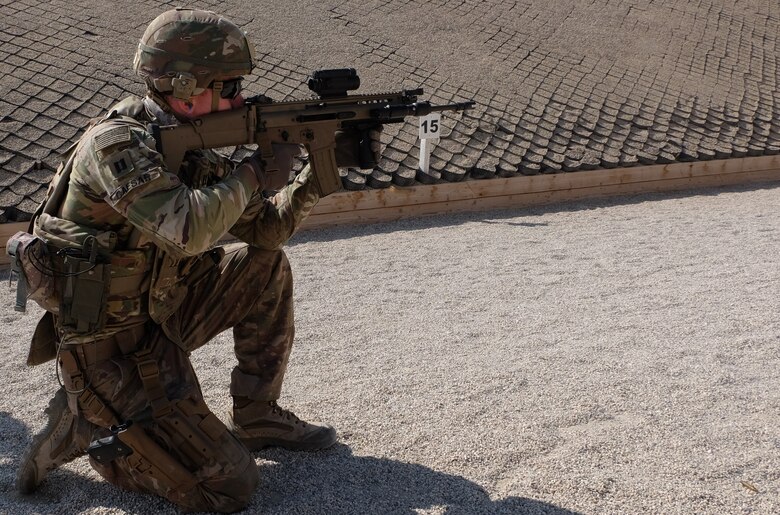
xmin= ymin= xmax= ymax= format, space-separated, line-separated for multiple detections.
xmin=17 ymin=9 xmax=326 ymax=511
xmin=30 ymin=90 xmax=320 ymax=511
xmin=13 ymin=8 xmax=346 ymax=511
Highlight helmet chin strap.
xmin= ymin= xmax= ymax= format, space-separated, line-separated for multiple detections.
xmin=211 ymin=81 xmax=223 ymax=112
xmin=146 ymin=81 xmax=176 ymax=115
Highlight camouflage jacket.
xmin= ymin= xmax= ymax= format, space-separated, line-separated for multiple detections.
xmin=35 ymin=95 xmax=320 ymax=344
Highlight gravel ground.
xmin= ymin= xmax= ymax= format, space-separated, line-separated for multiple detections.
xmin=1 ymin=183 xmax=779 ymax=514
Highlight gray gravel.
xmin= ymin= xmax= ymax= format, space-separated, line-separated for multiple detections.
xmin=1 ymin=183 xmax=779 ymax=514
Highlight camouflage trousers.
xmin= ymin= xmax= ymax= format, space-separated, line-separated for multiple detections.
xmin=61 ymin=243 xmax=295 ymax=512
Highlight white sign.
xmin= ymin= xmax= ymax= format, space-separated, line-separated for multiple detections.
xmin=419 ymin=113 xmax=442 ymax=139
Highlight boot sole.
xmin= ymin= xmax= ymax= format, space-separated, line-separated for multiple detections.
xmin=227 ymin=413 xmax=337 ymax=452
xmin=16 ymin=388 xmax=71 ymax=495
xmin=239 ymin=432 xmax=337 ymax=452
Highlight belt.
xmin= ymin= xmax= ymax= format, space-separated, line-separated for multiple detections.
xmin=64 ymin=324 xmax=147 ymax=367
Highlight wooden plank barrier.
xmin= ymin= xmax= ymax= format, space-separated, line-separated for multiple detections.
xmin=300 ymin=155 xmax=780 ymax=230
xmin=1 ymin=155 xmax=779 ymax=269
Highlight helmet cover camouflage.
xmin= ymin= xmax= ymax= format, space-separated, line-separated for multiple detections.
xmin=133 ymin=7 xmax=255 ymax=99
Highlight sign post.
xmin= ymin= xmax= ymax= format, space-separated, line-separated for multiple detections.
xmin=418 ymin=113 xmax=441 ymax=174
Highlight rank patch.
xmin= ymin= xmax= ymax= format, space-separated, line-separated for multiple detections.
xmin=108 ymin=169 xmax=162 ymax=203
xmin=106 ymin=149 xmax=136 ymax=178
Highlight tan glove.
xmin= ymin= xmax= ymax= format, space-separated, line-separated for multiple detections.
xmin=236 ymin=144 xmax=304 ymax=192
xmin=265 ymin=143 xmax=304 ymax=190
xmin=236 ymin=151 xmax=267 ymax=191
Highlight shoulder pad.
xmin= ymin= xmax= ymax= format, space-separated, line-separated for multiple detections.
xmin=110 ymin=96 xmax=146 ymax=119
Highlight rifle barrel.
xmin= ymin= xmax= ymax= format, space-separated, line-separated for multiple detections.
xmin=374 ymin=100 xmax=475 ymax=121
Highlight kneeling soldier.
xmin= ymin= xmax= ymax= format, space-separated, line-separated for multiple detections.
xmin=15 ymin=8 xmax=340 ymax=512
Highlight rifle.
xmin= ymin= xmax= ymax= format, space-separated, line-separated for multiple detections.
xmin=151 ymin=68 xmax=475 ymax=195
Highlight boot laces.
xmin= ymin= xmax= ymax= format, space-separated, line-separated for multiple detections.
xmin=39 ymin=401 xmax=86 ymax=471
xmin=47 ymin=446 xmax=84 ymax=472
xmin=268 ymin=401 xmax=304 ymax=426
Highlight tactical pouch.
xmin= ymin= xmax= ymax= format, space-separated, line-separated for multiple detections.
xmin=27 ymin=312 xmax=58 ymax=366
xmin=6 ymin=231 xmax=59 ymax=313
xmin=59 ymin=236 xmax=111 ymax=334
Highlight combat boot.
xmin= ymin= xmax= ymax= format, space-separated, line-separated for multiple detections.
xmin=228 ymin=399 xmax=337 ymax=452
xmin=16 ymin=388 xmax=92 ymax=494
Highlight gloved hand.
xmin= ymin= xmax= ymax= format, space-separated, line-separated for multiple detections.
xmin=236 ymin=144 xmax=304 ymax=192
xmin=334 ymin=124 xmax=384 ymax=169
xmin=265 ymin=143 xmax=304 ymax=190
xmin=236 ymin=151 xmax=267 ymax=191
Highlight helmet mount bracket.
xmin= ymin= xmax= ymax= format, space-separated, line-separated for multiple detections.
xmin=171 ymin=73 xmax=198 ymax=100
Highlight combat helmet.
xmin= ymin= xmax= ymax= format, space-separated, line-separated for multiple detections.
xmin=133 ymin=7 xmax=255 ymax=104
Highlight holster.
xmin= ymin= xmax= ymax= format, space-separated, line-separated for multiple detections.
xmin=58 ymin=346 xmax=198 ymax=494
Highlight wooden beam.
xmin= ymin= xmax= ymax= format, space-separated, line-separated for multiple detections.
xmin=301 ymin=156 xmax=780 ymax=230
xmin=302 ymin=168 xmax=779 ymax=229
xmin=1 ymin=155 xmax=778 ymax=270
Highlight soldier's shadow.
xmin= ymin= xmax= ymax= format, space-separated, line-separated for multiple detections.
xmin=1 ymin=412 xmax=577 ymax=514
xmin=251 ymin=443 xmax=581 ymax=515
xmin=0 ymin=412 xmax=29 ymax=497
xmin=0 ymin=411 xmax=173 ymax=514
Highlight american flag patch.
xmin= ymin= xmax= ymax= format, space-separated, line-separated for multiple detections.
xmin=94 ymin=126 xmax=131 ymax=152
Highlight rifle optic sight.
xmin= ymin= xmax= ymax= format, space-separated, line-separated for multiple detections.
xmin=307 ymin=68 xmax=361 ymax=98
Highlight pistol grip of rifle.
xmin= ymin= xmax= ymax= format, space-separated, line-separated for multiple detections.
xmin=358 ymin=128 xmax=378 ymax=169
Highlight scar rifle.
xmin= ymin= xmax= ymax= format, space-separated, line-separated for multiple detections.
xmin=151 ymin=68 xmax=475 ymax=195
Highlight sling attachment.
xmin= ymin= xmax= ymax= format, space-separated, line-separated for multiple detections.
xmin=7 ymin=236 xmax=28 ymax=312
xmin=133 ymin=346 xmax=173 ymax=420
xmin=58 ymin=349 xmax=198 ymax=493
